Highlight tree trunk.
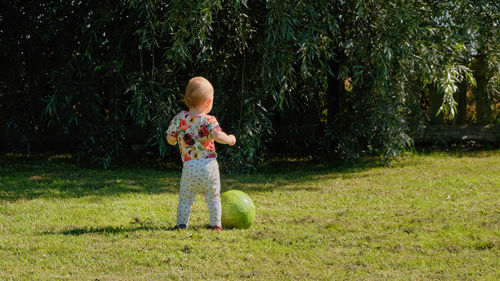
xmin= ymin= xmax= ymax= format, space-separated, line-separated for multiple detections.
xmin=326 ymin=52 xmax=347 ymax=126
xmin=428 ymin=84 xmax=443 ymax=125
xmin=471 ymin=53 xmax=492 ymax=124
xmin=453 ymin=81 xmax=468 ymax=125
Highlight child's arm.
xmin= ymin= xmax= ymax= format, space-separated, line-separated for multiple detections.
xmin=167 ymin=135 xmax=177 ymax=145
xmin=166 ymin=113 xmax=180 ymax=146
xmin=213 ymin=131 xmax=236 ymax=146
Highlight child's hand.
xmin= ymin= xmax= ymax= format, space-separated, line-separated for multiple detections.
xmin=167 ymin=135 xmax=177 ymax=146
xmin=228 ymin=134 xmax=236 ymax=146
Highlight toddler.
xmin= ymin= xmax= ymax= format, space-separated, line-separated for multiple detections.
xmin=166 ymin=76 xmax=236 ymax=231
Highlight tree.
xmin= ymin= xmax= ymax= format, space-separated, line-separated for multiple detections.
xmin=1 ymin=0 xmax=499 ymax=170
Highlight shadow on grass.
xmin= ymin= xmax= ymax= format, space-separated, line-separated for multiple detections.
xmin=0 ymin=166 xmax=181 ymax=202
xmin=0 ymin=154 xmax=185 ymax=201
xmin=43 ymin=225 xmax=177 ymax=235
xmin=220 ymin=157 xmax=391 ymax=193
xmin=0 ymin=152 xmax=421 ymax=202
xmin=42 ymin=223 xmax=221 ymax=235
xmin=414 ymin=146 xmax=500 ymax=158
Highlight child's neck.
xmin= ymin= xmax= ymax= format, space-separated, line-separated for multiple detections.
xmin=188 ymin=108 xmax=205 ymax=116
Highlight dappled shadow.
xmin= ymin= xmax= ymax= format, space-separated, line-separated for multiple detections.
xmin=219 ymin=158 xmax=394 ymax=193
xmin=0 ymin=153 xmax=392 ymax=202
xmin=0 ymin=170 xmax=180 ymax=201
xmin=0 ymin=155 xmax=181 ymax=202
xmin=0 ymin=152 xmax=434 ymax=201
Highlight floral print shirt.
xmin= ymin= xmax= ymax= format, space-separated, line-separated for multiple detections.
xmin=167 ymin=111 xmax=222 ymax=162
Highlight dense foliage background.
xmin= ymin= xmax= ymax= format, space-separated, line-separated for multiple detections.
xmin=1 ymin=0 xmax=499 ymax=170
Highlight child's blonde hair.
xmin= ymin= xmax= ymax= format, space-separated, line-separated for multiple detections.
xmin=184 ymin=77 xmax=213 ymax=109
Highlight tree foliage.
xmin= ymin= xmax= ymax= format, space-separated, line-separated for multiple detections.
xmin=1 ymin=0 xmax=499 ymax=170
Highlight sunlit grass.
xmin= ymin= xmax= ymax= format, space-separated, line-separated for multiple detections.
xmin=0 ymin=150 xmax=499 ymax=280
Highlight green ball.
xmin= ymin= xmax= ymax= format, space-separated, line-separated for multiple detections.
xmin=221 ymin=190 xmax=256 ymax=229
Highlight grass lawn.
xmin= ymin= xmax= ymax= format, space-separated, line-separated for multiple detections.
xmin=0 ymin=150 xmax=499 ymax=280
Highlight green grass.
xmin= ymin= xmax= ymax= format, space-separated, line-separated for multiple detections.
xmin=0 ymin=150 xmax=499 ymax=280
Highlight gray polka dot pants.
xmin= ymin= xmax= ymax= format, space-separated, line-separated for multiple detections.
xmin=177 ymin=158 xmax=221 ymax=227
